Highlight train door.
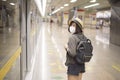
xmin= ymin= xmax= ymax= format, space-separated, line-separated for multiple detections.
xmin=20 ymin=0 xmax=27 ymax=80
xmin=0 ymin=8 xmax=2 ymax=27
xmin=26 ymin=0 xmax=33 ymax=71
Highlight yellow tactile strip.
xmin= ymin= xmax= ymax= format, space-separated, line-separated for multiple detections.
xmin=0 ymin=47 xmax=21 ymax=80
xmin=112 ymin=65 xmax=120 ymax=72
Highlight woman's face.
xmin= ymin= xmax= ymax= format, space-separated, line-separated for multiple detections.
xmin=69 ymin=22 xmax=77 ymax=34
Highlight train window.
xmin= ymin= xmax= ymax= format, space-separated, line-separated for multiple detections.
xmin=0 ymin=14 xmax=1 ymax=20
xmin=0 ymin=0 xmax=20 ymax=80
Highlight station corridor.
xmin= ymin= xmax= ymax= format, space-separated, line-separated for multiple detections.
xmin=1 ymin=0 xmax=120 ymax=80
xmin=25 ymin=22 xmax=120 ymax=80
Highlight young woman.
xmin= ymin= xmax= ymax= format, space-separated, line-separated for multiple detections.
xmin=65 ymin=17 xmax=86 ymax=80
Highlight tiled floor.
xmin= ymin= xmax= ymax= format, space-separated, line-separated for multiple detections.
xmin=27 ymin=22 xmax=120 ymax=80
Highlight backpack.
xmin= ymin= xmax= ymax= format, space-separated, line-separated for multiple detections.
xmin=75 ymin=35 xmax=93 ymax=64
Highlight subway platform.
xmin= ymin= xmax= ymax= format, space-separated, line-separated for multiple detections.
xmin=25 ymin=22 xmax=120 ymax=80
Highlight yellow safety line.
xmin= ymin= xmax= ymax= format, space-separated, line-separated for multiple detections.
xmin=0 ymin=47 xmax=21 ymax=80
xmin=112 ymin=65 xmax=120 ymax=72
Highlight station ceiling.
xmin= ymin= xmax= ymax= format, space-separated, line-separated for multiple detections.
xmin=46 ymin=0 xmax=111 ymax=14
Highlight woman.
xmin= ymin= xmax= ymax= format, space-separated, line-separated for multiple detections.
xmin=65 ymin=17 xmax=86 ymax=80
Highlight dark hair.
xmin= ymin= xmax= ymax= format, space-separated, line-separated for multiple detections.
xmin=68 ymin=21 xmax=83 ymax=34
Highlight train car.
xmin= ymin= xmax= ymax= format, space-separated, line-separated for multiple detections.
xmin=0 ymin=0 xmax=42 ymax=80
xmin=0 ymin=5 xmax=3 ymax=27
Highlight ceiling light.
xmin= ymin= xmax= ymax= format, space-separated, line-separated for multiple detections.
xmin=70 ymin=0 xmax=77 ymax=3
xmin=2 ymin=0 xmax=7 ymax=1
xmin=90 ymin=0 xmax=96 ymax=3
xmin=51 ymin=6 xmax=64 ymax=15
xmin=10 ymin=3 xmax=15 ymax=5
xmin=84 ymin=3 xmax=100 ymax=8
xmin=60 ymin=7 xmax=64 ymax=9
xmin=35 ymin=0 xmax=47 ymax=17
xmin=35 ymin=0 xmax=43 ymax=16
xmin=52 ymin=8 xmax=61 ymax=14
xmin=43 ymin=0 xmax=47 ymax=16
xmin=64 ymin=4 xmax=69 ymax=6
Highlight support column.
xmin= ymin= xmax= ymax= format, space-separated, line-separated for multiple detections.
xmin=109 ymin=0 xmax=120 ymax=46
xmin=68 ymin=7 xmax=78 ymax=24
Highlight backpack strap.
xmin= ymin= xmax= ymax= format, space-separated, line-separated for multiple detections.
xmin=76 ymin=34 xmax=88 ymax=50
xmin=77 ymin=34 xmax=87 ymax=42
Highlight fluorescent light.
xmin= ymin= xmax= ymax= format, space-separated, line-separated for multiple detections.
xmin=2 ymin=0 xmax=7 ymax=1
xmin=51 ymin=6 xmax=64 ymax=15
xmin=35 ymin=0 xmax=47 ymax=17
xmin=60 ymin=7 xmax=64 ymax=9
xmin=84 ymin=3 xmax=100 ymax=8
xmin=10 ymin=3 xmax=15 ymax=5
xmin=52 ymin=6 xmax=66 ymax=14
xmin=43 ymin=0 xmax=47 ymax=16
xmin=52 ymin=8 xmax=61 ymax=14
xmin=70 ymin=0 xmax=77 ymax=3
xmin=90 ymin=0 xmax=96 ymax=3
xmin=35 ymin=0 xmax=43 ymax=16
xmin=64 ymin=4 xmax=69 ymax=6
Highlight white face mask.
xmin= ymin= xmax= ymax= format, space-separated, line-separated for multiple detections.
xmin=70 ymin=26 xmax=76 ymax=34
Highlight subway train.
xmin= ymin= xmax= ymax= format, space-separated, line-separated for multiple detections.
xmin=0 ymin=0 xmax=42 ymax=80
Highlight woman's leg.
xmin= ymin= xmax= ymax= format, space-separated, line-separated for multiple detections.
xmin=78 ymin=73 xmax=82 ymax=80
xmin=68 ymin=74 xmax=79 ymax=80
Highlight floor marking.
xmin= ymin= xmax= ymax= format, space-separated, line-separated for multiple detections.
xmin=0 ymin=47 xmax=21 ymax=80
xmin=112 ymin=65 xmax=120 ymax=72
xmin=51 ymin=76 xmax=64 ymax=80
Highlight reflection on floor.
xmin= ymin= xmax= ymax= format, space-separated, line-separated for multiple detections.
xmin=0 ymin=27 xmax=20 ymax=68
xmin=32 ymin=22 xmax=120 ymax=80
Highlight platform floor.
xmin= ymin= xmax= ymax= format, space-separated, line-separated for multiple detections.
xmin=0 ymin=27 xmax=20 ymax=68
xmin=26 ymin=22 xmax=120 ymax=80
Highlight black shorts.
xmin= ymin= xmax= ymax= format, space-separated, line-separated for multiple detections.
xmin=67 ymin=63 xmax=85 ymax=76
